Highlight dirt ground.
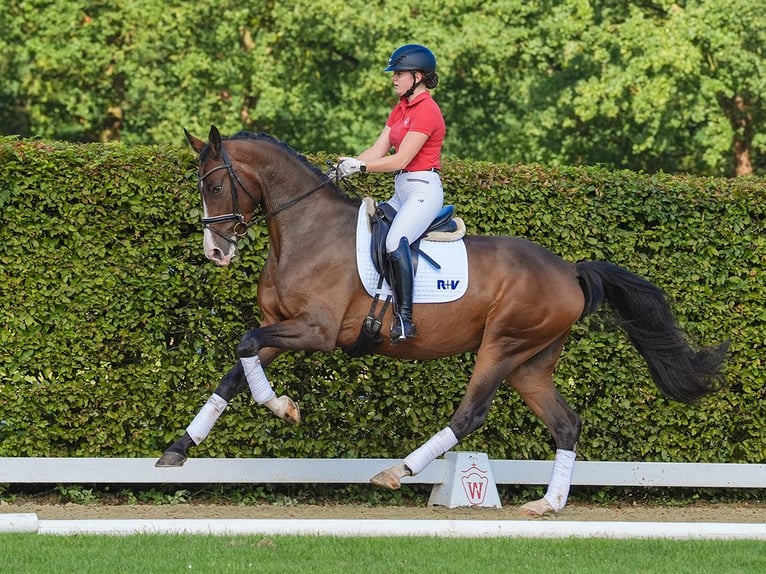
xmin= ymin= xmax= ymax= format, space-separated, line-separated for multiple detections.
xmin=3 ymin=500 xmax=764 ymax=523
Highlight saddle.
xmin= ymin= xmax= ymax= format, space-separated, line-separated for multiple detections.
xmin=363 ymin=196 xmax=465 ymax=285
xmin=351 ymin=197 xmax=465 ymax=350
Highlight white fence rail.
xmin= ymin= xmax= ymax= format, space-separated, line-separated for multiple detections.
xmin=1 ymin=457 xmax=764 ymax=488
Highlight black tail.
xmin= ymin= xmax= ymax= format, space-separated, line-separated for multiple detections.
xmin=575 ymin=261 xmax=728 ymax=403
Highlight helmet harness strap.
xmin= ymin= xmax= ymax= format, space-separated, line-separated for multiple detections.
xmin=402 ymin=71 xmax=423 ymax=100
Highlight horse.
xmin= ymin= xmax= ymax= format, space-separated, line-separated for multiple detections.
xmin=156 ymin=125 xmax=728 ymax=516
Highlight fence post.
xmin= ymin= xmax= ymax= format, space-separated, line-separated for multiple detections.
xmin=428 ymin=452 xmax=501 ymax=508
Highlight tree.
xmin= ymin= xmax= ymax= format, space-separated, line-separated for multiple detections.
xmin=529 ymin=0 xmax=765 ymax=176
xmin=1 ymin=0 xmax=764 ymax=175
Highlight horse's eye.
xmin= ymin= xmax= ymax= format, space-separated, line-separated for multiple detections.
xmin=211 ymin=184 xmax=223 ymax=195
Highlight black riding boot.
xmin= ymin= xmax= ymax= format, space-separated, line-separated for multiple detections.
xmin=388 ymin=237 xmax=417 ymax=344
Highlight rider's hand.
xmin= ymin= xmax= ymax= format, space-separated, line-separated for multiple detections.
xmin=335 ymin=157 xmax=367 ymax=179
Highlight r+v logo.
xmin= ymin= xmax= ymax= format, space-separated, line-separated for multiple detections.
xmin=436 ymin=279 xmax=460 ymax=290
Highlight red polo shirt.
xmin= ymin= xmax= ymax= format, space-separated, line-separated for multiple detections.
xmin=386 ymin=92 xmax=445 ymax=171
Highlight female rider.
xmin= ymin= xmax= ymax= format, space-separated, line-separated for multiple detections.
xmin=334 ymin=44 xmax=445 ymax=344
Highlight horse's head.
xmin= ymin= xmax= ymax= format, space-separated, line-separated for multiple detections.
xmin=185 ymin=125 xmax=262 ymax=266
xmin=186 ymin=125 xmax=343 ymax=266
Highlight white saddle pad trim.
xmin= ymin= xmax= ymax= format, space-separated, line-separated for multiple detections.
xmin=355 ymin=203 xmax=468 ymax=303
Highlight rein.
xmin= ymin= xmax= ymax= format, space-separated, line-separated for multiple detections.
xmin=198 ymin=145 xmax=333 ymax=241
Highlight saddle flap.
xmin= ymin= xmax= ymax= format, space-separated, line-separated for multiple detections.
xmin=369 ymin=206 xmax=392 ymax=281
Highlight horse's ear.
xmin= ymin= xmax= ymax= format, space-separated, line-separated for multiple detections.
xmin=208 ymin=125 xmax=223 ymax=158
xmin=184 ymin=128 xmax=206 ymax=154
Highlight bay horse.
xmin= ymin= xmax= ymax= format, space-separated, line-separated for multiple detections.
xmin=156 ymin=125 xmax=727 ymax=516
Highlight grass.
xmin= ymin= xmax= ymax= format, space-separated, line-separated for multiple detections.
xmin=0 ymin=534 xmax=763 ymax=574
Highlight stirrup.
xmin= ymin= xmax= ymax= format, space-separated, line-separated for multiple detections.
xmin=390 ymin=315 xmax=417 ymax=344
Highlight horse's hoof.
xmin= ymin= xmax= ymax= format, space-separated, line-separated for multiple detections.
xmin=155 ymin=451 xmax=187 ymax=468
xmin=519 ymin=498 xmax=556 ymax=518
xmin=370 ymin=463 xmax=410 ymax=490
xmin=281 ymin=395 xmax=301 ymax=425
xmin=370 ymin=469 xmax=402 ymax=490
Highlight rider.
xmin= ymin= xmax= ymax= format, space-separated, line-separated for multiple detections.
xmin=334 ymin=44 xmax=446 ymax=344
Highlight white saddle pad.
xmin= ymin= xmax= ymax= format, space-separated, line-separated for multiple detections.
xmin=355 ymin=203 xmax=468 ymax=303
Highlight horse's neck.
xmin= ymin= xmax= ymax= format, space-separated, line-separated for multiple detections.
xmin=264 ymin=179 xmax=357 ymax=259
xmin=239 ymin=141 xmax=357 ymax=257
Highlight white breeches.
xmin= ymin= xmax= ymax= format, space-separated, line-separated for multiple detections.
xmin=385 ymin=171 xmax=444 ymax=253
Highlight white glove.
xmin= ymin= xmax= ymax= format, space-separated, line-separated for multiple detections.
xmin=334 ymin=156 xmax=366 ymax=179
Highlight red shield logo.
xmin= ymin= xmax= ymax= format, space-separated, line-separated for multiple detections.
xmin=460 ymin=462 xmax=489 ymax=505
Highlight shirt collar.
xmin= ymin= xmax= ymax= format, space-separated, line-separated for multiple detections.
xmin=399 ymin=91 xmax=431 ymax=107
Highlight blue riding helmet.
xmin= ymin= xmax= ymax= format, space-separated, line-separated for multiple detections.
xmin=384 ymin=44 xmax=437 ymax=75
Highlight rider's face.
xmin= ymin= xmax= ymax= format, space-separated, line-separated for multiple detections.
xmin=391 ymin=71 xmax=421 ymax=98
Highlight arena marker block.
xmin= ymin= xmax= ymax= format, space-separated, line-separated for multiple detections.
xmin=428 ymin=451 xmax=501 ymax=508
xmin=0 ymin=513 xmax=39 ymax=533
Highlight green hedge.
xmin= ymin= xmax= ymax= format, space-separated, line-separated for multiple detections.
xmin=1 ymin=136 xmax=764 ymax=464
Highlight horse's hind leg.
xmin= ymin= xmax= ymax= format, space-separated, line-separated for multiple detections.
xmin=508 ymin=338 xmax=582 ymax=517
xmin=371 ymin=349 xmax=510 ymax=489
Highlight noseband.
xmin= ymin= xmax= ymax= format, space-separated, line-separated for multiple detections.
xmin=198 ymin=145 xmax=259 ymax=240
xmin=197 ymin=145 xmax=333 ymax=244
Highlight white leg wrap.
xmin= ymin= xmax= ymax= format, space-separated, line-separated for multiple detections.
xmin=185 ymin=393 xmax=228 ymax=445
xmin=403 ymin=427 xmax=458 ymax=476
xmin=241 ymin=356 xmax=276 ymax=404
xmin=543 ymin=449 xmax=576 ymax=512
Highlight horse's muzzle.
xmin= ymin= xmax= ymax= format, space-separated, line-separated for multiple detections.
xmin=203 ymin=229 xmax=237 ymax=266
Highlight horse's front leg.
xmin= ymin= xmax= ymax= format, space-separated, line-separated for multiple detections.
xmin=155 ymin=349 xmax=299 ymax=468
xmin=235 ymin=316 xmax=338 ymax=424
xmin=234 ymin=315 xmax=338 ymax=428
xmin=156 ymin=318 xmax=328 ymax=467
xmin=238 ymin=354 xmax=301 ymax=425
xmin=156 ymin=361 xmax=247 ymax=467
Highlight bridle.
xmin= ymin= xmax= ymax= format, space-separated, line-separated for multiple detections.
xmin=197 ymin=143 xmax=333 ymax=244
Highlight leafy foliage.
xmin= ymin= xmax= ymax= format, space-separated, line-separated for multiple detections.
xmin=1 ymin=136 xmax=764 ymax=464
xmin=1 ymin=0 xmax=764 ymax=175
